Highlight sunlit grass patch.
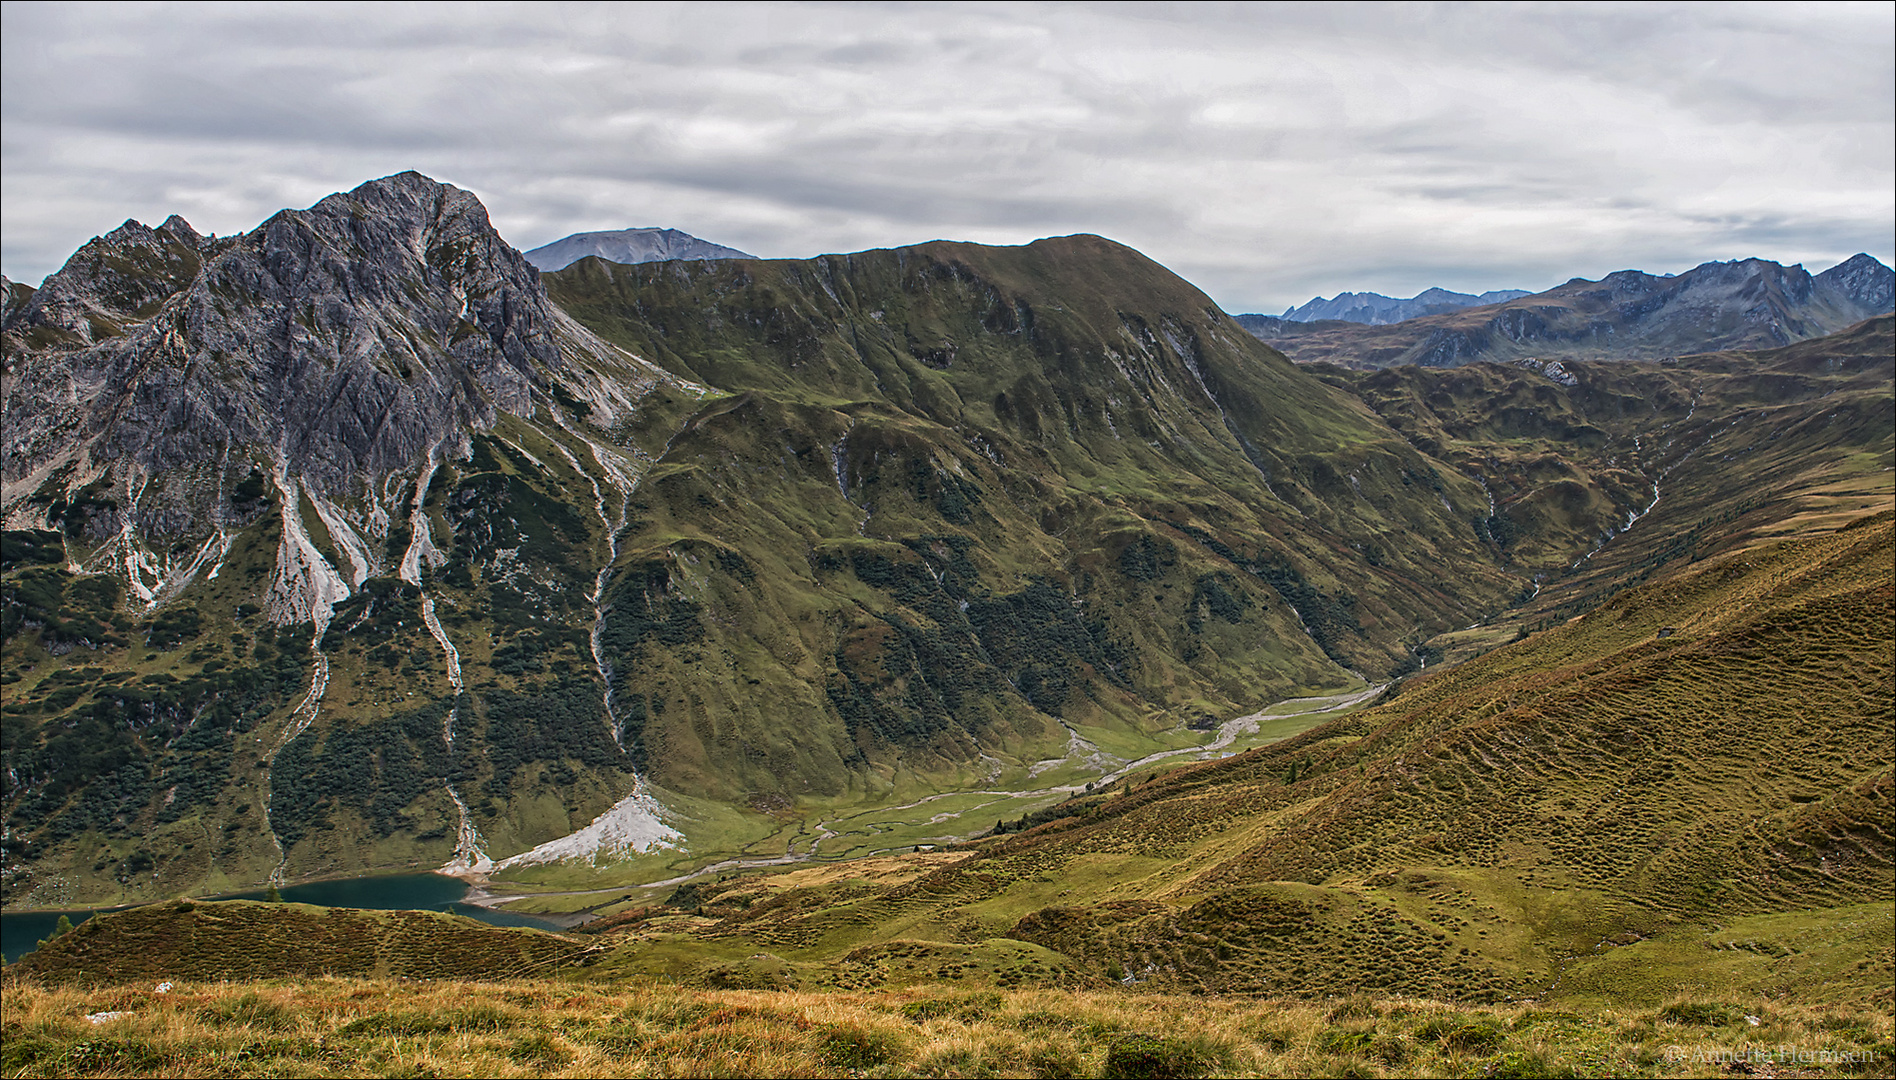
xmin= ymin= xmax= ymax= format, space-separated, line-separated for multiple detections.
xmin=4 ymin=977 xmax=1894 ymax=1077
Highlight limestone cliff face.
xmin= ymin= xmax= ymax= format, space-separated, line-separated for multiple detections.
xmin=3 ymin=172 xmax=563 ymax=520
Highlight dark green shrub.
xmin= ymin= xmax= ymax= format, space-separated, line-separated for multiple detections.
xmin=1442 ymin=1022 xmax=1505 ymax=1054
xmin=1027 ymin=1044 xmax=1085 ymax=1078
xmin=57 ymin=1038 xmax=175 ymax=1072
xmin=818 ymin=1024 xmax=901 ymax=1069
xmin=1489 ymin=1049 xmax=1573 ymax=1078
xmin=1326 ymin=996 xmax=1381 ymax=1022
xmin=0 ymin=1032 xmax=67 ymax=1076
xmin=1014 ymin=1011 xmax=1074 ymax=1032
xmin=1102 ymin=1034 xmax=1205 ymax=1079
xmin=1511 ymin=1010 xmax=1585 ymax=1030
xmin=201 ymin=991 xmax=291 ymax=1030
xmin=340 ymin=1009 xmax=509 ymax=1038
xmin=1657 ymin=1002 xmax=1736 ymax=1026
xmin=901 ymin=993 xmax=1001 ymax=1023
xmin=1317 ymin=1028 xmax=1376 ymax=1055
xmin=445 ymin=1004 xmax=510 ymax=1033
xmin=505 ymin=1033 xmax=570 ymax=1067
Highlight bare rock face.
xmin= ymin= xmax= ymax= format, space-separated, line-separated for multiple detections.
xmin=8 ymin=215 xmax=207 ymax=346
xmin=3 ymin=172 xmax=562 ymax=516
xmin=1816 ymin=253 xmax=1896 ymax=315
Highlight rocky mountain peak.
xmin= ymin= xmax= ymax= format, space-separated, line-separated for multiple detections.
xmin=1275 ymin=284 xmax=1532 ymax=326
xmin=1816 ymin=253 xmax=1895 ymax=313
xmin=524 ymin=226 xmax=755 ymax=272
xmin=2 ymin=171 xmax=576 ymax=519
xmin=157 ymin=214 xmax=205 ymax=244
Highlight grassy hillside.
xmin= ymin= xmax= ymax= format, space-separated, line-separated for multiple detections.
xmin=3 ymin=246 xmax=1886 ymax=915
xmin=7 ymin=231 xmax=1560 ymax=908
xmin=547 ymin=513 xmax=1893 ymax=1005
xmin=8 ymin=899 xmax=584 ymax=984
xmin=7 ymin=516 xmax=1888 ymax=1074
xmin=1321 ymin=316 xmax=1895 ymax=640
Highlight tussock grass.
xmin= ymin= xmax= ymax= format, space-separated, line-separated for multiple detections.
xmin=3 ymin=977 xmax=1890 ymax=1078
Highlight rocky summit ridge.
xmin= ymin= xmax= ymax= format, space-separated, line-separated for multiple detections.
xmin=3 ymin=172 xmax=673 ymax=612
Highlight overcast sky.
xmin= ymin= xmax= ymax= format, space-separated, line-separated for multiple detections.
xmin=3 ymin=1 xmax=1891 ymax=313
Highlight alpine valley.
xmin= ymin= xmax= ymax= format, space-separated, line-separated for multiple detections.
xmin=3 ymin=174 xmax=1891 ymax=1055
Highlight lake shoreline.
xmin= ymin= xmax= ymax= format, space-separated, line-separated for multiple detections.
xmin=2 ymin=870 xmax=563 ymax=965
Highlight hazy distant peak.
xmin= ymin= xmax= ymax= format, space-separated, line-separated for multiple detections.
xmin=1278 ymin=286 xmax=1531 ymax=325
xmin=524 ymin=227 xmax=755 ymax=271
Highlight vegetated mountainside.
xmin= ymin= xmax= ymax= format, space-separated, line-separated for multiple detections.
xmin=27 ymin=510 xmax=1883 ymax=1015
xmin=1317 ymin=315 xmax=1895 ymax=636
xmin=539 ymin=512 xmax=1892 ymax=1007
xmin=523 ymin=228 xmax=755 ymax=273
xmin=4 ymin=178 xmax=1550 ymax=909
xmin=539 ymin=240 xmax=1536 ymax=786
xmin=1264 ymin=286 xmax=1534 ymax=326
xmin=3 ymin=172 xmax=1886 ymax=915
xmin=1 ymin=173 xmax=708 ymax=908
xmin=1249 ymin=254 xmax=1894 ymax=369
xmin=8 ymin=898 xmax=584 ymax=983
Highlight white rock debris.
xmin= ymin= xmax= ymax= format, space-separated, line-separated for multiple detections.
xmin=493 ymin=782 xmax=684 ymax=870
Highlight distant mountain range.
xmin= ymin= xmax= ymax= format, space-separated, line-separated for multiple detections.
xmin=523 ymin=227 xmax=754 ymax=271
xmin=1274 ymin=286 xmax=1534 ymax=325
xmin=1239 ymin=253 xmax=1894 ymax=368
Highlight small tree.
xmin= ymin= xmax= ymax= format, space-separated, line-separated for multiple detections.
xmin=264 ymin=884 xmax=283 ymax=903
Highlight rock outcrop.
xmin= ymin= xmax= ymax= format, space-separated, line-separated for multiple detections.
xmin=3 ymin=172 xmax=565 ymax=512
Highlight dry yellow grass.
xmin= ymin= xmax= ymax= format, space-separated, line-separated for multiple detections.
xmin=4 ymin=975 xmax=1891 ymax=1078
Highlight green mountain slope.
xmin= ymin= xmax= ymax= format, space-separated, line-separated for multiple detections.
xmin=539 ymin=238 xmax=1533 ymax=799
xmin=3 ymin=204 xmax=1537 ymax=908
xmin=1320 ymin=315 xmax=1893 ymax=635
xmin=563 ymin=512 xmax=1893 ymax=1006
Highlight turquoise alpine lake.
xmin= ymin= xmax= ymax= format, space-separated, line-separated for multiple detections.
xmin=2 ymin=873 xmax=557 ymax=965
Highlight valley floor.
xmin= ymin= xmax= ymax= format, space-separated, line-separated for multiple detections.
xmin=3 ymin=976 xmax=1890 ymax=1079
xmin=469 ymin=681 xmax=1385 ymax=919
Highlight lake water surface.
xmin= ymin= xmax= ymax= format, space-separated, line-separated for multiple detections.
xmin=2 ymin=873 xmax=557 ymax=965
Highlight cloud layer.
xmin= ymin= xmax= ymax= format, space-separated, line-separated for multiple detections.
xmin=4 ymin=1 xmax=1891 ymax=311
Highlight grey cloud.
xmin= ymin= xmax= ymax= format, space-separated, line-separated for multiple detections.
xmin=2 ymin=1 xmax=1890 ymax=313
